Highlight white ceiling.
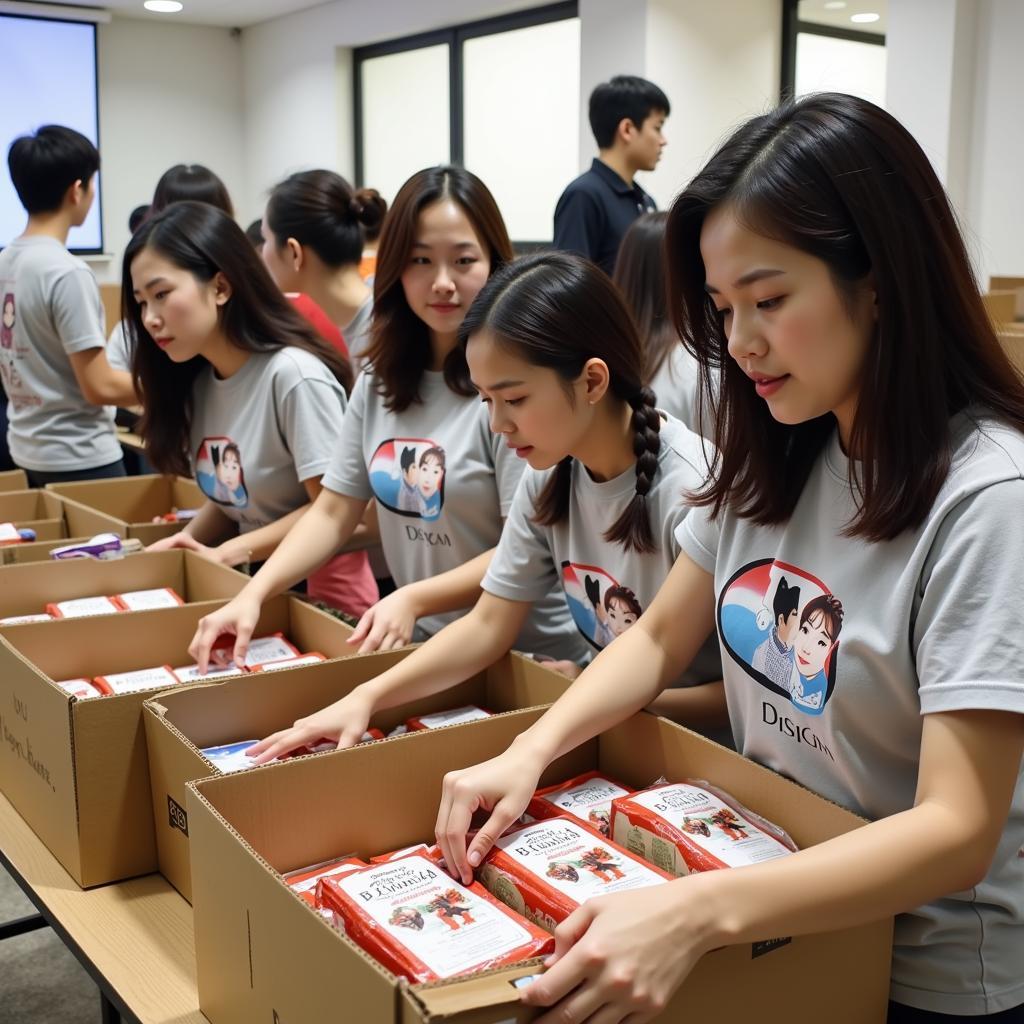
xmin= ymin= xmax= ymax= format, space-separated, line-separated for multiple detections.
xmin=797 ymin=0 xmax=887 ymax=36
xmin=27 ymin=0 xmax=332 ymax=28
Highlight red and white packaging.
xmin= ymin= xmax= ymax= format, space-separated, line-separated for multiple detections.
xmin=46 ymin=595 xmax=122 ymax=619
xmin=361 ymin=727 xmax=386 ymax=743
xmin=251 ymin=652 xmax=327 ymax=672
xmin=317 ymin=854 xmax=552 ymax=983
xmin=55 ymin=678 xmax=110 ymax=699
xmin=478 ymin=816 xmax=671 ymax=934
xmin=93 ymin=665 xmax=180 ymax=695
xmin=284 ymin=855 xmax=367 ymax=923
xmin=369 ymin=844 xmax=444 ymax=865
xmin=610 ymin=779 xmax=798 ymax=876
xmin=0 ymin=613 xmax=54 ymax=625
xmin=405 ymin=705 xmax=492 ymax=732
xmin=113 ymin=588 xmax=185 ymax=612
xmin=171 ymin=663 xmax=247 ymax=684
xmin=528 ymin=770 xmax=633 ymax=838
xmin=211 ymin=633 xmax=300 ymax=670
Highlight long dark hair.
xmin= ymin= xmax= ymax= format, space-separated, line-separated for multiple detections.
xmin=365 ymin=166 xmax=513 ymax=413
xmin=613 ymin=211 xmax=680 ymax=384
xmin=151 ymin=163 xmax=233 ymax=217
xmin=122 ymin=201 xmax=353 ymax=475
xmin=265 ymin=169 xmax=384 ymax=267
xmin=667 ymin=92 xmax=1024 ymax=541
xmin=449 ymin=251 xmax=661 ymax=554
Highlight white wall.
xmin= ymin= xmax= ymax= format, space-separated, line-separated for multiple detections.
xmin=94 ymin=16 xmax=245 ymax=283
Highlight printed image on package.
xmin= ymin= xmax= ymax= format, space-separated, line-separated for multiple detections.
xmin=317 ymin=854 xmax=552 ymax=982
xmin=528 ymin=771 xmax=633 ymax=837
xmin=195 ymin=436 xmax=248 ymax=508
xmin=561 ymin=562 xmax=642 ymax=652
xmin=368 ymin=438 xmax=446 ymax=522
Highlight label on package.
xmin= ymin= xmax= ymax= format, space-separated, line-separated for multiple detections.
xmin=221 ymin=634 xmax=300 ymax=669
xmin=256 ymin=653 xmax=326 ymax=672
xmin=534 ymin=773 xmax=630 ymax=837
xmin=56 ymin=678 xmax=107 ymax=699
xmin=0 ymin=613 xmax=54 ymax=625
xmin=96 ymin=666 xmax=179 ymax=695
xmin=336 ymin=857 xmax=535 ymax=979
xmin=201 ymin=740 xmax=261 ymax=773
xmin=172 ymin=663 xmax=247 ymax=683
xmin=48 ymin=596 xmax=122 ymax=618
xmin=116 ymin=588 xmax=184 ymax=611
xmin=625 ymin=784 xmax=792 ymax=867
xmin=412 ymin=705 xmax=491 ymax=730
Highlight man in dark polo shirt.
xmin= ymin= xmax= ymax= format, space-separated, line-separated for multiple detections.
xmin=552 ymin=75 xmax=669 ymax=275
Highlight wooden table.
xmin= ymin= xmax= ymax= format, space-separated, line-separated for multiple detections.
xmin=116 ymin=428 xmax=147 ymax=457
xmin=0 ymin=792 xmax=206 ymax=1024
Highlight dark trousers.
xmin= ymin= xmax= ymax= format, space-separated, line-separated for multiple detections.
xmin=22 ymin=458 xmax=127 ymax=488
xmin=889 ymin=1001 xmax=1024 ymax=1022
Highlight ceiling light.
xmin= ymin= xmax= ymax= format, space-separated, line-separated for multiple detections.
xmin=850 ymin=12 xmax=881 ymax=23
xmin=144 ymin=1 xmax=183 ymax=12
xmin=824 ymin=2 xmax=847 ymax=9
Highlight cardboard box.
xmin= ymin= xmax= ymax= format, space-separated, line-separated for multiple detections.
xmin=145 ymin=650 xmax=571 ymax=901
xmin=0 ymin=592 xmax=351 ymax=887
xmin=0 ymin=468 xmax=29 ymax=492
xmin=990 ymin=275 xmax=1024 ymax=319
xmin=187 ymin=711 xmax=893 ymax=1024
xmin=0 ymin=550 xmax=247 ymax=621
xmin=0 ymin=489 xmax=68 ymax=541
xmin=1000 ymin=327 xmax=1024 ymax=377
xmin=2 ymin=536 xmax=97 ymax=566
xmin=46 ymin=474 xmax=205 ymax=544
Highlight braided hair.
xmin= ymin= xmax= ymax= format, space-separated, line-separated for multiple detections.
xmin=448 ymin=251 xmax=663 ymax=554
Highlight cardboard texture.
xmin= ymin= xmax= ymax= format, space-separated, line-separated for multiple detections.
xmin=187 ymin=711 xmax=893 ymax=1024
xmin=46 ymin=475 xmax=205 ymax=544
xmin=989 ymin=275 xmax=1024 ymax=318
xmin=2 ymin=536 xmax=95 ymax=566
xmin=0 ymin=550 xmax=248 ymax=620
xmin=0 ymin=468 xmax=29 ymax=491
xmin=145 ymin=650 xmax=571 ymax=901
xmin=0 ymin=588 xmax=350 ymax=887
xmin=0 ymin=489 xmax=68 ymax=541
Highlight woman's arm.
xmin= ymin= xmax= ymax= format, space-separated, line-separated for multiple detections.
xmin=646 ymin=680 xmax=729 ymax=731
xmin=145 ymin=500 xmax=237 ymax=555
xmin=520 ymin=707 xmax=1024 ymax=1023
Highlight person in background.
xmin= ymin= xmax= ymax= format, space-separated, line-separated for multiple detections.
xmin=553 ymin=75 xmax=669 ymax=275
xmin=358 ymin=187 xmax=387 ymax=282
xmin=128 ymin=204 xmax=150 ymax=234
xmin=0 ymin=125 xmax=135 ymax=485
xmin=244 ymin=218 xmax=263 ymax=249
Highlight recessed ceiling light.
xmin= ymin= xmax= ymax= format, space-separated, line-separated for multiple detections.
xmin=850 ymin=12 xmax=881 ymax=23
xmin=144 ymin=1 xmax=183 ymax=12
xmin=824 ymin=2 xmax=847 ymax=9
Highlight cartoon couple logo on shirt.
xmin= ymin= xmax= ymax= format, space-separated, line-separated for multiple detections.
xmin=718 ymin=559 xmax=845 ymax=716
xmin=562 ymin=562 xmax=642 ymax=651
xmin=369 ymin=438 xmax=446 ymax=522
xmin=195 ymin=436 xmax=248 ymax=508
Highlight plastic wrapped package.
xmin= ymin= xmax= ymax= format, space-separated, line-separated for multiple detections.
xmin=210 ymin=632 xmax=300 ymax=670
xmin=527 ymin=770 xmax=633 ymax=837
xmin=252 ymin=653 xmax=327 ymax=672
xmin=405 ymin=705 xmax=492 ymax=732
xmin=93 ymin=665 xmax=179 ymax=695
xmin=0 ymin=613 xmax=54 ymax=625
xmin=317 ymin=854 xmax=553 ymax=983
xmin=478 ymin=816 xmax=671 ymax=934
xmin=284 ymin=855 xmax=368 ymax=924
xmin=55 ymin=678 xmax=110 ymax=699
xmin=46 ymin=595 xmax=122 ymax=619
xmin=610 ymin=779 xmax=797 ymax=876
xmin=171 ymin=663 xmax=247 ymax=684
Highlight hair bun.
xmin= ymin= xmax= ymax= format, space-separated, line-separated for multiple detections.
xmin=352 ymin=187 xmax=386 ymax=231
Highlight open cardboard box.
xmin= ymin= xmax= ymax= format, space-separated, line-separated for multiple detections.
xmin=187 ymin=710 xmax=893 ymax=1024
xmin=145 ymin=650 xmax=572 ymax=901
xmin=0 ymin=489 xmax=69 ymax=541
xmin=0 ymin=549 xmax=247 ymax=620
xmin=0 ymin=468 xmax=29 ymax=491
xmin=0 ymin=592 xmax=352 ymax=887
xmin=46 ymin=474 xmax=205 ymax=544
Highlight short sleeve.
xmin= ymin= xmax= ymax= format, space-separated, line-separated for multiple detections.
xmin=552 ymin=188 xmax=603 ymax=263
xmin=51 ymin=268 xmax=106 ymax=354
xmin=481 ymin=471 xmax=558 ymax=604
xmin=489 ymin=408 xmax=527 ymax=515
xmin=106 ymin=320 xmax=132 ymax=372
xmin=278 ymin=375 xmax=347 ymax=482
xmin=675 ymin=502 xmax=720 ymax=575
xmin=914 ymin=479 xmax=1024 ymax=716
xmin=321 ymin=370 xmax=373 ymax=500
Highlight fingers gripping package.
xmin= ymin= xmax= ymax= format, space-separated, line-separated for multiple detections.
xmin=405 ymin=705 xmax=492 ymax=732
xmin=478 ymin=816 xmax=672 ymax=934
xmin=211 ymin=632 xmax=301 ymax=670
xmin=316 ymin=854 xmax=553 ymax=983
xmin=200 ymin=730 xmax=387 ymax=774
xmin=610 ymin=779 xmax=798 ymax=877
xmin=527 ymin=770 xmax=633 ymax=838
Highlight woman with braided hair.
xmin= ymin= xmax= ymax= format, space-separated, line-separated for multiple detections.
xmin=246 ymin=251 xmax=725 ymax=765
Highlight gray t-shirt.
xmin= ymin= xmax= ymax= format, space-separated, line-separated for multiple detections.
xmin=678 ymin=412 xmax=1024 ymax=1014
xmin=484 ymin=414 xmax=720 ymax=685
xmin=342 ymin=296 xmax=374 ymax=372
xmin=322 ymin=369 xmax=582 ymax=658
xmin=106 ymin=319 xmax=131 ymax=373
xmin=0 ymin=236 xmax=119 ymax=471
xmin=190 ymin=347 xmax=346 ymax=532
xmin=649 ymin=344 xmax=713 ymax=441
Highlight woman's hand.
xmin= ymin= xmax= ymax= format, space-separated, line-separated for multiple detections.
xmin=189 ymin=591 xmax=263 ymax=671
xmin=434 ymin=741 xmax=545 ymax=885
xmin=522 ymin=880 xmax=713 ymax=1024
xmin=346 ymin=587 xmax=421 ymax=654
xmin=146 ymin=530 xmax=246 ymax=567
xmin=245 ymin=687 xmax=376 ymax=765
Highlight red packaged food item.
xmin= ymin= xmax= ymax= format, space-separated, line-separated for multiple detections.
xmin=55 ymin=677 xmax=110 ymax=699
xmin=0 ymin=613 xmax=54 ymax=625
xmin=46 ymin=595 xmax=122 ymax=619
xmin=211 ymin=632 xmax=300 ymax=669
xmin=405 ymin=705 xmax=492 ymax=732
xmin=171 ymin=663 xmax=247 ymax=684
xmin=610 ymin=779 xmax=797 ymax=876
xmin=251 ymin=652 xmax=327 ymax=672
xmin=478 ymin=816 xmax=671 ymax=934
xmin=317 ymin=854 xmax=553 ymax=982
xmin=113 ymin=587 xmax=185 ymax=612
xmin=528 ymin=770 xmax=633 ymax=837
xmin=369 ymin=844 xmax=444 ymax=865
xmin=361 ymin=727 xmax=385 ymax=742
xmin=93 ymin=665 xmax=179 ymax=695
xmin=284 ymin=856 xmax=368 ymax=921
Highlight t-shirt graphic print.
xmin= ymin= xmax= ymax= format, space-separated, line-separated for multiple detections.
xmin=369 ymin=437 xmax=445 ymax=522
xmin=195 ymin=435 xmax=249 ymax=509
xmin=562 ymin=562 xmax=642 ymax=651
xmin=719 ymin=559 xmax=844 ymax=718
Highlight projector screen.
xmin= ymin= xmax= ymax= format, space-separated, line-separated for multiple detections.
xmin=0 ymin=13 xmax=103 ymax=253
